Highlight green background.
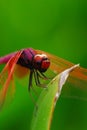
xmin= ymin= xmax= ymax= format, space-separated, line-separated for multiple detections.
xmin=0 ymin=0 xmax=87 ymax=130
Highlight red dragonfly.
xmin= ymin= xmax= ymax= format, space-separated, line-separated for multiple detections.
xmin=0 ymin=48 xmax=87 ymax=107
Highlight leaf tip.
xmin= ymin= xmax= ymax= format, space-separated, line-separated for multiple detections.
xmin=59 ymin=64 xmax=80 ymax=91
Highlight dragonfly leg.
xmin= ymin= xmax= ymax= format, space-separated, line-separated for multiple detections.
xmin=37 ymin=71 xmax=52 ymax=80
xmin=34 ymin=70 xmax=47 ymax=88
xmin=28 ymin=70 xmax=33 ymax=91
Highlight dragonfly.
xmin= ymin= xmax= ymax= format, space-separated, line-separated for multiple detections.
xmin=0 ymin=48 xmax=87 ymax=108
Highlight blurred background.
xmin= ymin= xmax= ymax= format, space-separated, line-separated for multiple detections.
xmin=0 ymin=0 xmax=87 ymax=130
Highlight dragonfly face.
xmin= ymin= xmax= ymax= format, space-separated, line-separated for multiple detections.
xmin=33 ymin=54 xmax=50 ymax=72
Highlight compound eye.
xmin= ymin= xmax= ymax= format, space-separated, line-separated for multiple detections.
xmin=33 ymin=55 xmax=42 ymax=69
xmin=41 ymin=60 xmax=50 ymax=72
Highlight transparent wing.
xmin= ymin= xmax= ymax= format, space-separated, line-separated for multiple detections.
xmin=14 ymin=64 xmax=30 ymax=88
xmin=36 ymin=50 xmax=87 ymax=100
xmin=36 ymin=50 xmax=87 ymax=86
xmin=14 ymin=64 xmax=29 ymax=78
xmin=0 ymin=51 xmax=23 ymax=109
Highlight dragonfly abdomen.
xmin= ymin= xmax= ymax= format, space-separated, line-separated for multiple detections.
xmin=0 ymin=52 xmax=16 ymax=64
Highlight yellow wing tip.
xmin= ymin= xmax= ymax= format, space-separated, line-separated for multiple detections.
xmin=0 ymin=91 xmax=5 ymax=110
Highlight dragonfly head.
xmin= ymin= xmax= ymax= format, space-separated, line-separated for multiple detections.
xmin=33 ymin=54 xmax=50 ymax=72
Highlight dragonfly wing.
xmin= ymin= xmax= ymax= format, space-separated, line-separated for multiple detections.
xmin=36 ymin=50 xmax=87 ymax=90
xmin=14 ymin=64 xmax=29 ymax=78
xmin=0 ymin=51 xmax=23 ymax=108
xmin=14 ymin=64 xmax=30 ymax=88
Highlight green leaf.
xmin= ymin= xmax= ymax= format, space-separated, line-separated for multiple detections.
xmin=30 ymin=64 xmax=79 ymax=130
